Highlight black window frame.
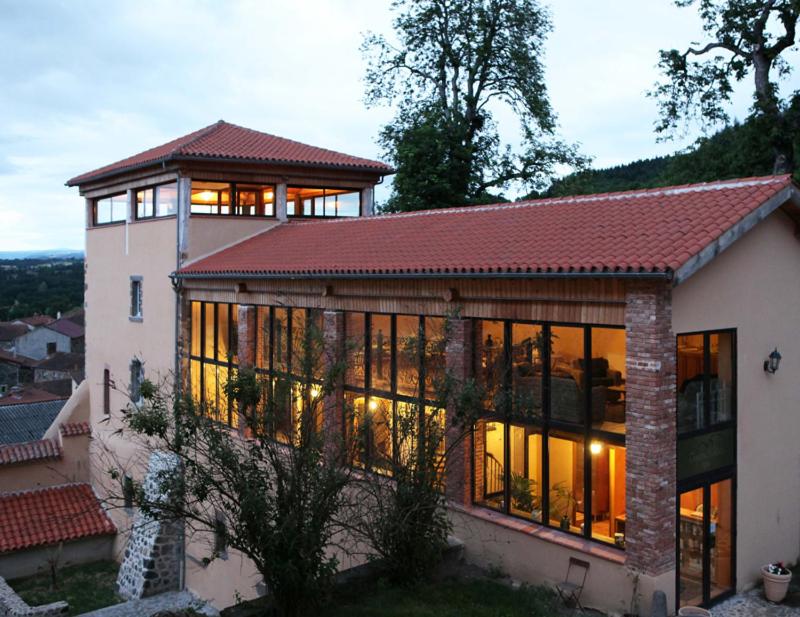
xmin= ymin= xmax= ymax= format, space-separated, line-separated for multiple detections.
xmin=471 ymin=318 xmax=627 ymax=549
xmin=93 ymin=192 xmax=127 ymax=226
xmin=676 ymin=329 xmax=737 ymax=439
xmin=189 ymin=301 xmax=239 ymax=427
xmin=189 ymin=180 xmax=276 ymax=218
xmin=286 ymin=186 xmax=362 ymax=218
xmin=134 ymin=181 xmax=178 ymax=220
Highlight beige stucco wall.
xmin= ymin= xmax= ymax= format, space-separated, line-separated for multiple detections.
xmin=672 ymin=209 xmax=800 ymax=591
xmin=187 ymin=217 xmax=279 ymax=262
xmin=450 ymin=508 xmax=672 ymax=616
xmin=0 ymin=434 xmax=90 ymax=493
xmin=0 ymin=536 xmax=114 ymax=580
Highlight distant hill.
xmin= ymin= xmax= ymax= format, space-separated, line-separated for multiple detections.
xmin=0 ymin=249 xmax=84 ymax=260
xmin=0 ymin=257 xmax=84 ymax=321
xmin=546 ymin=116 xmax=799 ymax=197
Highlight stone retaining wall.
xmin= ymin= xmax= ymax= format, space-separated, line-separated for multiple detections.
xmin=116 ymin=452 xmax=183 ymax=600
xmin=0 ymin=576 xmax=67 ymax=616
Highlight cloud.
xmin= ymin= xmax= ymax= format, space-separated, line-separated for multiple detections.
xmin=1 ymin=0 xmax=797 ymax=250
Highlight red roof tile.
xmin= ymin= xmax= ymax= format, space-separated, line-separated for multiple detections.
xmin=0 ymin=439 xmax=62 ymax=466
xmin=67 ymin=120 xmax=393 ymax=186
xmin=179 ymin=175 xmax=799 ymax=279
xmin=0 ymin=484 xmax=115 ymax=552
xmin=60 ymin=422 xmax=91 ymax=437
xmin=45 ymin=318 xmax=84 ymax=339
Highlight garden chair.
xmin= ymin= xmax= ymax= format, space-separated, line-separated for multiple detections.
xmin=556 ymin=557 xmax=590 ymax=613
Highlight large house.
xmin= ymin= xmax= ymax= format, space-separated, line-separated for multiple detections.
xmin=65 ymin=121 xmax=800 ymax=615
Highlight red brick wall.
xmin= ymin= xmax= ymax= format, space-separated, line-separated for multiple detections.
xmin=624 ymin=280 xmax=676 ymax=575
xmin=445 ymin=317 xmax=473 ymax=505
xmin=237 ymin=305 xmax=257 ymax=369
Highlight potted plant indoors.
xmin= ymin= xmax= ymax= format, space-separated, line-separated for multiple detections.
xmin=762 ymin=562 xmax=793 ymax=603
xmin=510 ymin=473 xmax=539 ymax=520
xmin=550 ymin=481 xmax=576 ymax=530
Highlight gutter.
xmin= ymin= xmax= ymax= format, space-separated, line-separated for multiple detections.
xmin=171 ymin=270 xmax=672 ymax=282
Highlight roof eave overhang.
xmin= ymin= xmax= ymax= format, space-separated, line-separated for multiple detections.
xmin=672 ymin=183 xmax=800 ymax=287
xmin=173 ymin=270 xmax=672 ymax=281
xmin=66 ymin=154 xmax=394 ymax=188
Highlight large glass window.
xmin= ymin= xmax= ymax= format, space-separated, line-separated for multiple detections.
xmin=94 ymin=193 xmax=127 ymax=225
xmin=550 ymin=326 xmax=585 ymax=425
xmin=341 ymin=312 xmax=446 ymax=475
xmin=677 ymin=331 xmax=735 ymax=434
xmin=590 ymin=328 xmax=626 ymax=434
xmin=472 ymin=319 xmax=626 ymax=547
xmin=136 ymin=182 xmax=177 ymax=219
xmin=287 ymin=187 xmax=361 ymax=217
xmin=189 ymin=301 xmax=239 ymax=427
xmin=475 ymin=320 xmax=505 ymax=412
xmin=190 ymin=181 xmax=275 ymax=216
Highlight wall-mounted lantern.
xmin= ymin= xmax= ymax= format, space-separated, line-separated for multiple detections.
xmin=764 ymin=348 xmax=782 ymax=374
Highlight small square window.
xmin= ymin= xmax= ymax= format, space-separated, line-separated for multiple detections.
xmin=130 ymin=358 xmax=144 ymax=404
xmin=130 ymin=277 xmax=143 ymax=320
xmin=46 ymin=342 xmax=57 ymax=355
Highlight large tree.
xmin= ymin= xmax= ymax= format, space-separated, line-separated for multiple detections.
xmin=363 ymin=0 xmax=585 ymax=212
xmin=651 ymin=0 xmax=800 ymax=174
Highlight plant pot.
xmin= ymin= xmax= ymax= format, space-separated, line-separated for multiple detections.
xmin=559 ymin=515 xmax=570 ymax=531
xmin=762 ymin=565 xmax=792 ymax=603
xmin=677 ymin=607 xmax=711 ymax=616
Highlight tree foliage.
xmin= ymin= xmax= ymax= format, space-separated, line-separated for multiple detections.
xmin=363 ymin=0 xmax=586 ymax=212
xmin=0 ymin=258 xmax=83 ymax=321
xmin=106 ymin=323 xmax=354 ymax=617
xmin=651 ymin=0 xmax=800 ymax=173
xmin=546 ymin=114 xmax=800 ymax=197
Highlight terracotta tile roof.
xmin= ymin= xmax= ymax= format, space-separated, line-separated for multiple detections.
xmin=60 ymin=422 xmax=91 ymax=437
xmin=45 ymin=318 xmax=84 ymax=339
xmin=0 ymin=322 xmax=29 ymax=342
xmin=0 ymin=386 xmax=66 ymax=406
xmin=0 ymin=484 xmax=115 ymax=552
xmin=179 ymin=175 xmax=799 ymax=280
xmin=16 ymin=315 xmax=55 ymax=327
xmin=67 ymin=120 xmax=393 ymax=186
xmin=0 ymin=439 xmax=61 ymax=466
xmin=0 ymin=399 xmax=66 ymax=445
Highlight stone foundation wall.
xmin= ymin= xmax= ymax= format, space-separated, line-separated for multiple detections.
xmin=116 ymin=452 xmax=184 ymax=600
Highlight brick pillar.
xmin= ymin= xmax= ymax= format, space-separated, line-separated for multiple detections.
xmin=322 ymin=310 xmax=346 ymax=453
xmin=236 ymin=305 xmax=257 ymax=433
xmin=444 ymin=317 xmax=473 ymax=505
xmin=624 ymin=280 xmax=677 ymax=575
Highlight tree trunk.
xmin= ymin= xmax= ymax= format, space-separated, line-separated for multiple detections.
xmin=753 ymin=50 xmax=794 ymax=174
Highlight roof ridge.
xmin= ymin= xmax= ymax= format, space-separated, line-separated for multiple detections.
xmin=0 ymin=481 xmax=89 ymax=498
xmin=173 ymin=119 xmax=227 ymax=157
xmin=281 ymin=174 xmax=791 ymax=229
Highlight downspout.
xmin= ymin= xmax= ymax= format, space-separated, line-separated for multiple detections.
xmin=174 ymin=171 xmax=187 ymax=592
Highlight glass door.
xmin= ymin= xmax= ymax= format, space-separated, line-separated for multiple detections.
xmin=678 ymin=478 xmax=734 ymax=607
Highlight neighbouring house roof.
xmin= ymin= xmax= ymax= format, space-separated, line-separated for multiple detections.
xmin=66 ymin=120 xmax=393 ymax=186
xmin=60 ymin=422 xmax=91 ymax=437
xmin=177 ymin=175 xmax=800 ymax=284
xmin=0 ymin=438 xmax=61 ymax=466
xmin=0 ymin=399 xmax=66 ymax=445
xmin=0 ymin=323 xmax=29 ymax=342
xmin=0 ymin=484 xmax=116 ymax=553
xmin=35 ymin=352 xmax=84 ymax=373
xmin=0 ymin=385 xmax=66 ymax=406
xmin=61 ymin=308 xmax=84 ymax=328
xmin=15 ymin=315 xmax=55 ymax=328
xmin=45 ymin=318 xmax=85 ymax=340
xmin=0 ymin=349 xmax=38 ymax=368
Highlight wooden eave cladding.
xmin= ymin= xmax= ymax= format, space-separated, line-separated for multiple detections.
xmin=182 ymin=277 xmax=627 ymax=325
xmin=78 ymin=160 xmax=383 ymax=198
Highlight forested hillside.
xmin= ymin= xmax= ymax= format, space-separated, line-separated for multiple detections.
xmin=0 ymin=258 xmax=84 ymax=320
xmin=546 ymin=117 xmax=800 ymax=197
